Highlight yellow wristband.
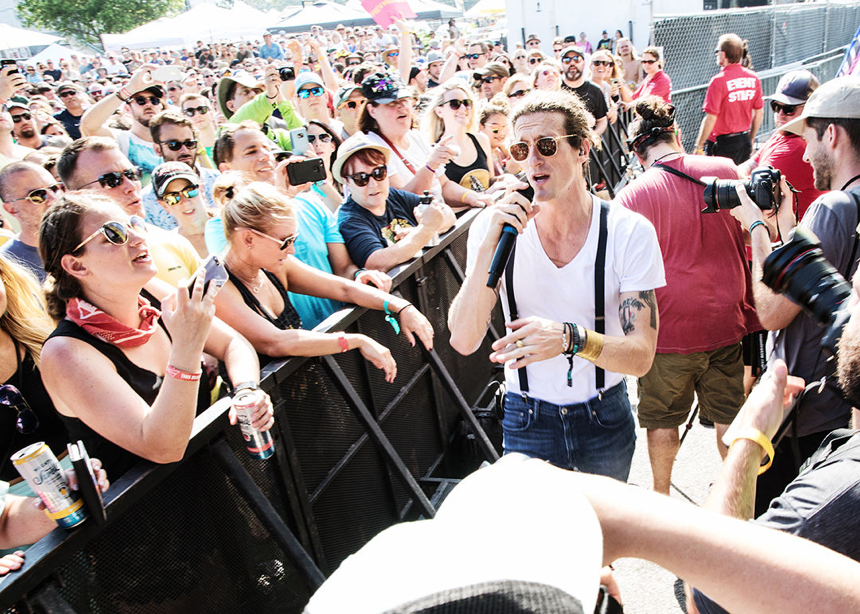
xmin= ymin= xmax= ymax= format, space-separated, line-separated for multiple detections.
xmin=460 ymin=192 xmax=470 ymax=204
xmin=730 ymin=426 xmax=775 ymax=475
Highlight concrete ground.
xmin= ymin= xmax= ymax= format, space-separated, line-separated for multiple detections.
xmin=613 ymin=378 xmax=724 ymax=614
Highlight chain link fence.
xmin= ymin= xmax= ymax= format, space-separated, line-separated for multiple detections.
xmin=651 ymin=1 xmax=860 ymax=152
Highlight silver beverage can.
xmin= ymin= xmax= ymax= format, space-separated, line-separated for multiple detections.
xmin=233 ymin=391 xmax=275 ymax=459
xmin=12 ymin=442 xmax=88 ymax=529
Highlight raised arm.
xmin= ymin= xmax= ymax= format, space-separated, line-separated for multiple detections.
xmin=81 ymin=64 xmax=157 ymax=138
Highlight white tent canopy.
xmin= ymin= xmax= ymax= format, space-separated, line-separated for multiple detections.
xmin=102 ymin=3 xmax=269 ymax=51
xmin=270 ymin=2 xmax=375 ymax=34
xmin=465 ymin=0 xmax=504 ymax=18
xmin=22 ymin=43 xmax=77 ymax=66
xmin=0 ymin=23 xmax=61 ymax=51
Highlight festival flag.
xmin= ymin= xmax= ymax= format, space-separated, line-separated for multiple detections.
xmin=837 ymin=23 xmax=860 ymax=77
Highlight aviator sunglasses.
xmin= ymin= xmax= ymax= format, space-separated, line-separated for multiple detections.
xmin=343 ymin=165 xmax=387 ymax=187
xmin=297 ymin=87 xmax=324 ymax=99
xmin=249 ymin=228 xmax=299 ymax=250
xmin=73 ymin=215 xmax=146 ymax=253
xmin=510 ymin=135 xmax=578 ymax=162
xmin=8 ymin=183 xmax=63 ymax=205
xmin=307 ymin=133 xmax=333 ymax=144
xmin=162 ymin=184 xmax=200 ymax=206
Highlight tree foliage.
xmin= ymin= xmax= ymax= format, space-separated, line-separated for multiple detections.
xmin=17 ymin=0 xmax=186 ymax=46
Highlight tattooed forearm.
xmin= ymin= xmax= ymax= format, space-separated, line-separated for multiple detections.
xmin=619 ymin=290 xmax=658 ymax=335
xmin=639 ymin=290 xmax=657 ymax=329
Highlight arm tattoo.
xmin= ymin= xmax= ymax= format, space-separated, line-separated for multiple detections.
xmin=619 ymin=290 xmax=658 ymax=335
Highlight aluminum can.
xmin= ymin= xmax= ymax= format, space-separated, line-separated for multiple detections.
xmin=233 ymin=391 xmax=275 ymax=459
xmin=12 ymin=442 xmax=88 ymax=528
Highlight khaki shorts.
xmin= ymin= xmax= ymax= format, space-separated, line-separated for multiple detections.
xmin=637 ymin=343 xmax=744 ymax=429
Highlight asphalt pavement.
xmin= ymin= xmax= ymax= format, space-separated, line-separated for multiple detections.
xmin=613 ymin=378 xmax=724 ymax=614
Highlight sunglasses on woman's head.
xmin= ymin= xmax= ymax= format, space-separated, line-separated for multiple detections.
xmin=9 ymin=183 xmax=63 ymax=205
xmin=249 ymin=228 xmax=299 ymax=250
xmin=297 ymin=87 xmax=324 ymax=99
xmin=442 ymin=98 xmax=472 ymax=110
xmin=73 ymin=215 xmax=146 ymax=253
xmin=0 ymin=385 xmax=39 ymax=435
xmin=307 ymin=133 xmax=333 ymax=144
xmin=162 ymin=185 xmax=200 ymax=206
xmin=79 ymin=167 xmax=142 ymax=189
xmin=510 ymin=135 xmax=578 ymax=162
xmin=183 ymin=105 xmax=209 ymax=117
xmin=343 ymin=165 xmax=387 ymax=187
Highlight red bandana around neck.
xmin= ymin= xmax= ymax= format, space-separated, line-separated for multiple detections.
xmin=66 ymin=296 xmax=161 ymax=348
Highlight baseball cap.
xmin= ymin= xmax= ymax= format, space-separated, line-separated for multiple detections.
xmin=427 ymin=50 xmax=445 ymax=65
xmin=561 ymin=46 xmax=585 ymax=60
xmin=216 ymin=71 xmax=263 ymax=119
xmin=7 ymin=99 xmax=28 ymax=112
xmin=766 ymin=69 xmax=820 ymax=106
xmin=295 ymin=71 xmax=325 ymax=91
xmin=304 ymin=455 xmax=602 ymax=614
xmin=334 ymin=84 xmax=361 ymax=108
xmin=360 ymin=72 xmax=413 ymax=105
xmin=151 ymin=162 xmax=200 ymax=199
xmin=55 ymin=82 xmax=78 ymax=95
xmin=526 ymin=33 xmax=541 ymax=44
xmin=781 ymin=76 xmax=860 ymax=136
xmin=332 ymin=133 xmax=391 ymax=183
xmin=474 ymin=61 xmax=510 ymax=80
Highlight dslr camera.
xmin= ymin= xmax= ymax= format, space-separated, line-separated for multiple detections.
xmin=701 ymin=165 xmax=782 ymax=214
xmin=761 ymin=226 xmax=852 ymax=357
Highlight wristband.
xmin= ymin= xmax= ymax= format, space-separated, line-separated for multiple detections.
xmin=577 ymin=328 xmax=604 ymax=363
xmin=395 ymin=303 xmax=414 ymax=315
xmin=233 ymin=380 xmax=260 ymax=395
xmin=354 ymin=268 xmax=367 ymax=280
xmin=425 ymin=164 xmax=437 ymax=174
xmin=337 ymin=334 xmax=349 ymax=353
xmin=460 ymin=192 xmax=470 ymax=204
xmin=730 ymin=427 xmax=775 ymax=475
xmin=748 ymin=220 xmax=766 ymax=236
xmin=383 ymin=299 xmax=401 ymax=335
xmin=166 ymin=364 xmax=202 ymax=382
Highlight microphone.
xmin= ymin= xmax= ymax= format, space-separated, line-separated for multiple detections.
xmin=487 ymin=175 xmax=534 ymax=288
xmin=487 ymin=224 xmax=518 ymax=287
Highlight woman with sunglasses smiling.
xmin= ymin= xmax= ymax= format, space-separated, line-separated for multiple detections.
xmin=479 ymin=100 xmax=521 ymax=176
xmin=305 ymin=120 xmax=344 ymax=212
xmin=421 ymin=80 xmax=494 ymax=191
xmin=335 ymin=135 xmax=454 ymax=273
xmin=213 ymin=182 xmax=434 ymax=375
xmin=152 ymin=162 xmax=210 ymax=258
xmin=589 ymin=50 xmax=631 ymax=125
xmin=38 ymin=191 xmax=273 ymax=478
xmin=631 ymin=46 xmax=672 ymax=104
xmin=358 ymin=72 xmax=492 ymax=210
xmin=737 ymin=70 xmax=824 ymax=220
xmin=0 ymin=255 xmax=67 ymax=482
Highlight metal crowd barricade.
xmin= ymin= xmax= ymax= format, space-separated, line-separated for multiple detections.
xmin=0 ymin=210 xmax=503 ymax=614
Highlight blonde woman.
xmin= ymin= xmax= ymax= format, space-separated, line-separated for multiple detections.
xmin=0 ymin=254 xmax=66 ymax=480
xmin=420 ymin=79 xmax=494 ymax=191
xmin=533 ymin=61 xmax=563 ymax=92
xmin=213 ymin=182 xmax=434 ymax=374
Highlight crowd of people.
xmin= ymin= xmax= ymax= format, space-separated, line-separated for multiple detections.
xmin=0 ymin=15 xmax=858 ymax=613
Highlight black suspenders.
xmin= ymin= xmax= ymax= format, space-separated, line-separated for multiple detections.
xmin=503 ymin=200 xmax=610 ymax=397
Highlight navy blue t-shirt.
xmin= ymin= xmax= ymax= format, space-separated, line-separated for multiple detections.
xmin=338 ymin=188 xmax=422 ymax=268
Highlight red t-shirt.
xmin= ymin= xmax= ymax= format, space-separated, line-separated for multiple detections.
xmin=615 ymin=154 xmax=760 ymax=353
xmin=703 ymin=63 xmax=763 ymax=139
xmin=750 ymin=131 xmax=825 ymax=220
xmin=633 ymin=70 xmax=672 ymax=103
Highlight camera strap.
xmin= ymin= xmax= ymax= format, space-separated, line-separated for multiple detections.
xmin=652 ymin=160 xmax=706 ymax=186
xmin=502 ymin=200 xmax=609 ymax=396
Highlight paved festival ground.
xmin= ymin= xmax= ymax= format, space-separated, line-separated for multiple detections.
xmin=613 ymin=378 xmax=724 ymax=614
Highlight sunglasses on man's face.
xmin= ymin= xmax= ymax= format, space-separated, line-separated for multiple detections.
xmin=510 ymin=135 xmax=577 ymax=162
xmin=480 ymin=76 xmax=500 ymax=84
xmin=250 ymin=228 xmax=299 ymax=250
xmin=340 ymin=100 xmax=364 ymax=110
xmin=442 ymin=98 xmax=472 ymax=110
xmin=73 ymin=215 xmax=146 ymax=253
xmin=771 ymin=101 xmax=800 ymax=116
xmin=0 ymin=385 xmax=39 ymax=435
xmin=307 ymin=133 xmax=333 ymax=144
xmin=386 ymin=51 xmax=399 ymax=57
xmin=466 ymin=53 xmax=484 ymax=60
xmin=561 ymin=55 xmax=583 ymax=64
xmin=183 ymin=105 xmax=210 ymax=117
xmin=346 ymin=60 xmax=361 ymax=67
xmin=162 ymin=185 xmax=200 ymax=206
xmin=9 ymin=183 xmax=63 ymax=205
xmin=10 ymin=112 xmax=31 ymax=123
xmin=59 ymin=89 xmax=77 ymax=98
xmin=297 ymin=87 xmax=324 ymax=99
xmin=553 ymin=47 xmax=563 ymax=53
xmin=79 ymin=167 xmax=142 ymax=189
xmin=344 ymin=165 xmax=387 ymax=187
xmin=132 ymin=95 xmax=162 ymax=106
xmin=159 ymin=138 xmax=198 ymax=152
xmin=528 ymin=58 xmax=541 ymax=65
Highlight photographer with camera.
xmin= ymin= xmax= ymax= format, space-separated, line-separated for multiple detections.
xmin=727 ymin=76 xmax=860 ymax=516
xmin=616 ymin=97 xmax=759 ymax=495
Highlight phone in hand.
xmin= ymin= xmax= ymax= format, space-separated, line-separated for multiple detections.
xmin=188 ymin=253 xmax=229 ymax=297
xmin=287 ymin=158 xmax=326 ymax=186
xmin=67 ymin=440 xmax=107 ymax=525
xmin=289 ymin=127 xmax=310 ymax=156
xmin=151 ymin=65 xmax=184 ymax=83
xmin=1 ymin=59 xmax=18 ymax=74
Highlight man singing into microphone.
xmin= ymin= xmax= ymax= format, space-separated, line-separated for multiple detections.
xmin=448 ymin=91 xmax=665 ymax=481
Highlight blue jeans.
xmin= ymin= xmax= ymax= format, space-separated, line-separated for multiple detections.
xmin=502 ymin=381 xmax=636 ymax=482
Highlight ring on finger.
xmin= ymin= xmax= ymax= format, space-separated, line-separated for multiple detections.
xmin=515 ymin=340 xmax=524 ymax=348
